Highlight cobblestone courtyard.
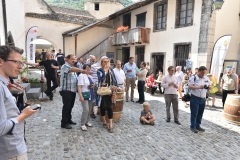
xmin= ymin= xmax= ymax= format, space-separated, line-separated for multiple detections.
xmin=25 ymin=90 xmax=240 ymax=160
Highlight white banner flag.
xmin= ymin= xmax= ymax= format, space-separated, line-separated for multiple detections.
xmin=26 ymin=26 xmax=38 ymax=63
xmin=210 ymin=35 xmax=232 ymax=83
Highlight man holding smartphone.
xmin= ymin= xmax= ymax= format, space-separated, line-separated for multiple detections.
xmin=0 ymin=46 xmax=37 ymax=160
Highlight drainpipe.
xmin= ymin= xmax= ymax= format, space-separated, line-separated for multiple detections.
xmin=2 ymin=0 xmax=8 ymax=45
xmin=62 ymin=36 xmax=65 ymax=56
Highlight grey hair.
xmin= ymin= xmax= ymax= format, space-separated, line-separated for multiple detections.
xmin=116 ymin=60 xmax=121 ymax=64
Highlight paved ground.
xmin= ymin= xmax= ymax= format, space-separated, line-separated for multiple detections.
xmin=25 ymin=89 xmax=240 ymax=160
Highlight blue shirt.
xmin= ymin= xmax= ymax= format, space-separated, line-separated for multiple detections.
xmin=0 ymin=75 xmax=26 ymax=159
xmin=123 ymin=62 xmax=137 ymax=78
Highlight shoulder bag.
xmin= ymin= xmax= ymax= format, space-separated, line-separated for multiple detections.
xmin=97 ymin=70 xmax=112 ymax=96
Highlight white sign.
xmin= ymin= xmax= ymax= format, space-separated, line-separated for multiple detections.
xmin=26 ymin=26 xmax=38 ymax=63
xmin=210 ymin=35 xmax=232 ymax=83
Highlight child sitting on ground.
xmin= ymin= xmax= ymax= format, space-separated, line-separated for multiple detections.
xmin=140 ymin=102 xmax=156 ymax=125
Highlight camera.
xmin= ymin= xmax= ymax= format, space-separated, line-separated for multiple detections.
xmin=204 ymin=85 xmax=209 ymax=89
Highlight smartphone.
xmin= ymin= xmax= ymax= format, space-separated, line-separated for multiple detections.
xmin=32 ymin=104 xmax=41 ymax=110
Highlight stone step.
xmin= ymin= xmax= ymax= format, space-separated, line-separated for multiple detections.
xmin=21 ymin=83 xmax=31 ymax=92
xmin=10 ymin=83 xmax=31 ymax=95
xmin=26 ymin=88 xmax=41 ymax=100
xmin=39 ymin=92 xmax=49 ymax=101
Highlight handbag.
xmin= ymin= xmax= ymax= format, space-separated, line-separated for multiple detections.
xmin=97 ymin=84 xmax=112 ymax=96
xmin=97 ymin=70 xmax=112 ymax=96
xmin=82 ymin=91 xmax=90 ymax=100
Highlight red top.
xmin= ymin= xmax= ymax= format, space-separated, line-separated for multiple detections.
xmin=147 ymin=76 xmax=156 ymax=87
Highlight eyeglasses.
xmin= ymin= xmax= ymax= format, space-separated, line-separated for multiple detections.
xmin=103 ymin=61 xmax=109 ymax=63
xmin=170 ymin=70 xmax=175 ymax=71
xmin=6 ymin=59 xmax=24 ymax=66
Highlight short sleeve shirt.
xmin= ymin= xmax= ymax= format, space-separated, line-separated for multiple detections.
xmin=39 ymin=59 xmax=58 ymax=77
xmin=140 ymin=109 xmax=152 ymax=118
xmin=221 ymin=74 xmax=238 ymax=90
xmin=56 ymin=53 xmax=64 ymax=61
xmin=78 ymin=74 xmax=94 ymax=92
xmin=60 ymin=63 xmax=78 ymax=92
xmin=188 ymin=75 xmax=210 ymax=98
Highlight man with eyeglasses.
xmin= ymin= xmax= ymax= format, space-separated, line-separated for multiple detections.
xmin=60 ymin=54 xmax=87 ymax=129
xmin=25 ymin=52 xmax=59 ymax=100
xmin=188 ymin=66 xmax=211 ymax=133
xmin=0 ymin=46 xmax=37 ymax=160
xmin=161 ymin=66 xmax=181 ymax=125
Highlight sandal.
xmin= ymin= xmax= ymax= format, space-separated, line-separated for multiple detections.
xmin=108 ymin=127 xmax=114 ymax=133
xmin=81 ymin=125 xmax=87 ymax=131
xmin=85 ymin=122 xmax=92 ymax=127
xmin=126 ymin=99 xmax=128 ymax=102
xmin=131 ymin=99 xmax=134 ymax=102
xmin=103 ymin=124 xmax=107 ymax=128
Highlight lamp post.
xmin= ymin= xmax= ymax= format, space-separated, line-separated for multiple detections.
xmin=212 ymin=0 xmax=225 ymax=11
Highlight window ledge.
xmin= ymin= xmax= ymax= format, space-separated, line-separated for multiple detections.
xmin=175 ymin=24 xmax=193 ymax=29
xmin=153 ymin=29 xmax=166 ymax=32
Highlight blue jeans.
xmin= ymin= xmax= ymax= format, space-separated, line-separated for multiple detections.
xmin=137 ymin=81 xmax=145 ymax=102
xmin=190 ymin=95 xmax=206 ymax=128
xmin=184 ymin=87 xmax=189 ymax=95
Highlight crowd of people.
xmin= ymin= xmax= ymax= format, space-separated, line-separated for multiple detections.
xmin=1 ymin=45 xmax=240 ymax=159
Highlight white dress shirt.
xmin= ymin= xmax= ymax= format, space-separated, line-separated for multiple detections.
xmin=175 ymin=70 xmax=184 ymax=85
xmin=161 ymin=74 xmax=178 ymax=95
xmin=188 ymin=75 xmax=210 ymax=98
xmin=113 ymin=68 xmax=126 ymax=85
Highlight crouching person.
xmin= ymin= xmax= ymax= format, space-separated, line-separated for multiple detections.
xmin=140 ymin=102 xmax=155 ymax=125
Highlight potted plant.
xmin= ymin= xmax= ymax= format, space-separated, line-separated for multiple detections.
xmin=24 ymin=77 xmax=47 ymax=92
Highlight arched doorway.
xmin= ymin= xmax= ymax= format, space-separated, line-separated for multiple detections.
xmin=30 ymin=38 xmax=57 ymax=62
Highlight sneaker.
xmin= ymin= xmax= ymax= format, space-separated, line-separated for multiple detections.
xmin=196 ymin=127 xmax=205 ymax=132
xmin=190 ymin=128 xmax=198 ymax=133
xmin=81 ymin=125 xmax=87 ymax=131
xmin=85 ymin=122 xmax=92 ymax=127
xmin=150 ymin=122 xmax=155 ymax=126
xmin=166 ymin=118 xmax=170 ymax=122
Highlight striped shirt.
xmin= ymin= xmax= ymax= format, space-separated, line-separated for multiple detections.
xmin=90 ymin=62 xmax=100 ymax=85
xmin=60 ymin=62 xmax=78 ymax=92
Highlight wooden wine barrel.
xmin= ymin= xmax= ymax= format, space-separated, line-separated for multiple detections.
xmin=101 ymin=92 xmax=124 ymax=122
xmin=224 ymin=94 xmax=240 ymax=123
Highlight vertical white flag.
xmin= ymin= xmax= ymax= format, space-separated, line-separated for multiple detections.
xmin=26 ymin=26 xmax=38 ymax=63
xmin=210 ymin=35 xmax=232 ymax=83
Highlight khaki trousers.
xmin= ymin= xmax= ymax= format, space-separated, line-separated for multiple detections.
xmin=164 ymin=94 xmax=179 ymax=121
xmin=125 ymin=78 xmax=135 ymax=100
xmin=8 ymin=153 xmax=28 ymax=160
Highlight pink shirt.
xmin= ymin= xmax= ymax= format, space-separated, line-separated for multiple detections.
xmin=161 ymin=74 xmax=178 ymax=95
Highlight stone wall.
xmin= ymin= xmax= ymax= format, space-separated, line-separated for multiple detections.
xmin=197 ymin=0 xmax=216 ymax=69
